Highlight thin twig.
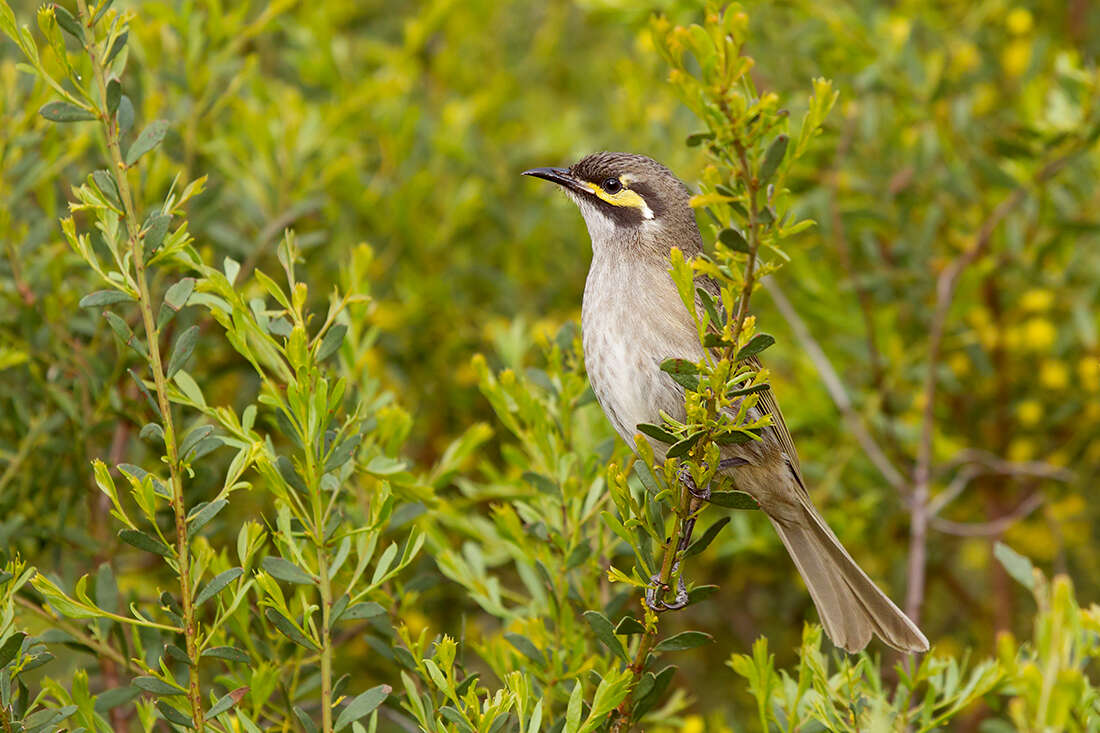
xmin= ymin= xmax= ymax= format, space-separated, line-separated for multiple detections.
xmin=905 ymin=146 xmax=1083 ymax=626
xmin=763 ymin=279 xmax=907 ymax=492
xmin=929 ymin=493 xmax=1046 ymax=537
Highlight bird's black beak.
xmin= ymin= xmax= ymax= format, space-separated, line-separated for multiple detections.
xmin=522 ymin=166 xmax=587 ymax=194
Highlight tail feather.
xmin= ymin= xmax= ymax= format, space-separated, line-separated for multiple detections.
xmin=769 ymin=500 xmax=929 ymax=653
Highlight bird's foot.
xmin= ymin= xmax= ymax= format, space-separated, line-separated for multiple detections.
xmin=678 ymin=465 xmax=711 ymax=502
xmin=644 ymin=566 xmax=689 ymax=612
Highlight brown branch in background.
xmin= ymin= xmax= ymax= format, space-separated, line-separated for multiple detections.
xmin=763 ymin=279 xmax=907 ymax=493
xmin=905 ymin=148 xmax=1082 ymax=626
xmin=930 ymin=493 xmax=1046 ymax=537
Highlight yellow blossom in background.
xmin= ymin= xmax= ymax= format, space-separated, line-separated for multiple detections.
xmin=1079 ymin=357 xmax=1100 ymax=391
xmin=1039 ymin=360 xmax=1069 ymax=390
xmin=1002 ymin=39 xmax=1032 ymax=78
xmin=886 ymin=16 xmax=911 ymax=46
xmin=681 ymin=715 xmax=705 ymax=733
xmin=1020 ymin=288 xmax=1053 ymax=311
xmin=1022 ymin=318 xmax=1057 ymax=350
xmin=1006 ymin=8 xmax=1034 ymax=35
xmin=1008 ymin=437 xmax=1035 ymax=462
xmin=1085 ymin=402 xmax=1100 ymax=421
xmin=949 ymin=40 xmax=980 ymax=77
xmin=1016 ymin=400 xmax=1042 ymax=426
xmin=972 ymin=82 xmax=999 ymax=115
xmin=949 ymin=351 xmax=971 ymax=376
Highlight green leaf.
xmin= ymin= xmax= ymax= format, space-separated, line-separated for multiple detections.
xmin=104 ymin=29 xmax=128 ymax=65
xmin=92 ymin=169 xmax=122 ymax=208
xmin=94 ymin=686 xmax=140 ymax=713
xmin=719 ymin=227 xmax=751 ymax=253
xmin=53 ymin=5 xmax=82 ymax=39
xmin=133 ymin=676 xmax=186 ymax=696
xmin=104 ymin=311 xmax=147 ymax=358
xmin=40 ymin=101 xmax=96 ymax=122
xmin=686 ymin=131 xmax=714 ymax=147
xmin=262 ymin=556 xmax=316 ymax=585
xmin=206 ymin=687 xmax=248 ymax=718
xmin=660 ymin=358 xmax=700 ymax=391
xmin=583 ymin=610 xmax=628 ymax=662
xmin=195 ymin=567 xmax=243 ymax=606
xmin=632 ymin=665 xmax=676 ymax=719
xmin=179 ymin=425 xmax=213 ymax=457
xmin=504 ymin=632 xmax=546 ymax=668
xmin=334 ymin=684 xmax=391 ymax=731
xmin=759 ymin=134 xmax=789 ymax=183
xmin=165 ymin=324 xmax=199 ymax=379
xmin=614 ymin=616 xmax=645 ymax=635
xmin=0 ymin=632 xmax=26 ymax=668
xmin=155 ymin=700 xmax=194 ymax=729
xmin=317 ymin=324 xmax=347 ymax=361
xmin=106 ymin=78 xmax=121 ymax=115
xmin=666 ymin=431 xmax=702 ymax=458
xmin=708 ymin=491 xmax=758 ymax=510
xmin=684 ymin=516 xmax=730 ymax=557
xmin=726 ymin=384 xmax=770 ymax=398
xmin=187 ymin=499 xmax=228 ymax=534
xmin=143 ymin=213 xmax=171 ymax=260
xmin=994 ymin=542 xmax=1036 ymax=590
xmin=365 ymin=455 xmax=407 ymax=475
xmin=735 ymin=333 xmax=775 ymax=361
xmin=294 ymin=706 xmax=319 ymax=733
xmin=654 ymin=630 xmax=713 ymax=652
xmin=636 ymin=423 xmax=677 ymax=445
xmin=201 ymin=646 xmax=250 ymax=663
xmin=338 ymin=602 xmax=386 ymax=622
xmin=79 ymin=290 xmax=134 ymax=308
xmin=158 ymin=277 xmax=194 ymax=327
xmin=265 ymin=608 xmax=319 ymax=649
xmin=118 ymin=528 xmax=173 ymax=558
xmin=117 ymin=94 xmax=134 ymax=135
xmin=125 ymin=120 xmax=168 ymax=166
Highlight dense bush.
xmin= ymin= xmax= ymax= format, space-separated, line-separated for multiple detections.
xmin=1 ymin=0 xmax=1099 ymax=731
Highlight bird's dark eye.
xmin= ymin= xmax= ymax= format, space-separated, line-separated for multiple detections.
xmin=602 ymin=177 xmax=623 ymax=194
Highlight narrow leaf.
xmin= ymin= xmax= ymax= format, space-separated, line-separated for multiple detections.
xmin=125 ymin=120 xmax=168 ymax=166
xmin=79 ymin=290 xmax=134 ymax=308
xmin=40 ymin=101 xmax=95 ymax=122
xmin=166 ymin=325 xmax=199 ymax=378
xmin=334 ymin=685 xmax=391 ymax=731
xmin=654 ymin=630 xmax=713 ymax=652
xmin=636 ymin=423 xmax=677 ymax=445
xmin=262 ymin=556 xmax=316 ymax=585
xmin=133 ymin=676 xmax=186 ymax=696
xmin=583 ymin=610 xmax=628 ymax=662
xmin=195 ymin=568 xmax=243 ymax=606
xmin=735 ymin=333 xmax=776 ymax=361
xmin=118 ymin=528 xmax=173 ymax=558
xmin=708 ymin=491 xmax=759 ymax=510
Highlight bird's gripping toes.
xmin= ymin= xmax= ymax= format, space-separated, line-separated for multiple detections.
xmin=524 ymin=152 xmax=928 ymax=653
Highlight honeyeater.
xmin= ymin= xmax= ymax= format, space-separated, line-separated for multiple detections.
xmin=524 ymin=151 xmax=928 ymax=653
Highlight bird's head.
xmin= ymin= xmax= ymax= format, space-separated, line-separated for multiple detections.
xmin=523 ymin=152 xmax=702 ymax=258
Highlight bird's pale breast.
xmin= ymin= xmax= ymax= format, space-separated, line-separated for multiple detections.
xmin=580 ymin=255 xmax=703 ymax=450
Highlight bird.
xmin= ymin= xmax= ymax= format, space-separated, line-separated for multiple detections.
xmin=523 ymin=151 xmax=929 ymax=653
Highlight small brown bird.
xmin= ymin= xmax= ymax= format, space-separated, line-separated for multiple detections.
xmin=524 ymin=152 xmax=928 ymax=653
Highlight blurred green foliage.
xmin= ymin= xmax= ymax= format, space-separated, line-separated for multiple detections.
xmin=2 ymin=0 xmax=1100 ymax=730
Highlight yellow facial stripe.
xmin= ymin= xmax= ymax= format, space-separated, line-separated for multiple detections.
xmin=585 ymin=181 xmax=654 ymax=219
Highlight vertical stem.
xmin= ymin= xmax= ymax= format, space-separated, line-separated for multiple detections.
xmin=725 ymin=144 xmax=761 ymax=358
xmin=72 ymin=2 xmax=204 ymax=728
xmin=610 ymin=484 xmax=691 ymax=733
xmin=305 ymin=439 xmax=334 ymax=733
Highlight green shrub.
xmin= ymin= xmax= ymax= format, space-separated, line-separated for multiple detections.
xmin=1 ymin=0 xmax=1099 ymax=731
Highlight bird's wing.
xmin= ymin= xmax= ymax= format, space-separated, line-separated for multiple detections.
xmin=693 ymin=277 xmax=805 ymax=488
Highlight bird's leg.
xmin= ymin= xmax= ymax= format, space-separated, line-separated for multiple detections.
xmin=644 ymin=561 xmax=689 ymax=612
xmin=678 ymin=464 xmax=710 ymax=502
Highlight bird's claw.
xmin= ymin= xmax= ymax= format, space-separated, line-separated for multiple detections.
xmin=678 ymin=465 xmax=711 ymax=501
xmin=644 ymin=567 xmax=689 ymax=612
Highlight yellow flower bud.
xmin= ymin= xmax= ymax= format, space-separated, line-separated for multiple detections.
xmin=1006 ymin=8 xmax=1034 ymax=35
xmin=1039 ymin=360 xmax=1069 ymax=390
xmin=1015 ymin=400 xmax=1042 ymax=426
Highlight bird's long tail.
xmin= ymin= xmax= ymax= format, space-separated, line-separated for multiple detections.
xmin=768 ymin=498 xmax=929 ymax=653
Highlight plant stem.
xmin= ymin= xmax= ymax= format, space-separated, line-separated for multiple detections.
xmin=72 ymin=2 xmax=204 ymax=728
xmin=610 ymin=483 xmax=692 ymax=733
xmin=318 ymin=551 xmax=335 ymax=733
xmin=725 ymin=143 xmax=761 ymax=357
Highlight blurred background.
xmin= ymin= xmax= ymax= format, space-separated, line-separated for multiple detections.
xmin=3 ymin=0 xmax=1099 ymax=725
